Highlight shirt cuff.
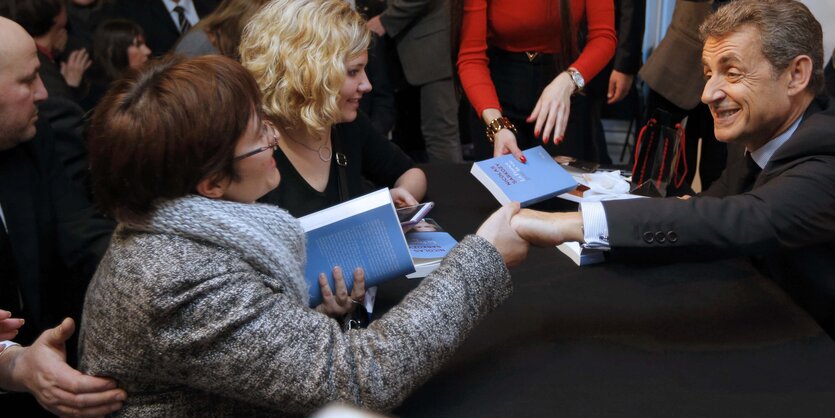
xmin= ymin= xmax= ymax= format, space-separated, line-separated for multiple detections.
xmin=0 ymin=341 xmax=19 ymax=351
xmin=580 ymin=202 xmax=610 ymax=249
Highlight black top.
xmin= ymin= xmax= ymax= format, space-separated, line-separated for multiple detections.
xmin=259 ymin=112 xmax=414 ymax=217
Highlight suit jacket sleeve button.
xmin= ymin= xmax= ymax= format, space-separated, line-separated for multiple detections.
xmin=655 ymin=231 xmax=667 ymax=243
xmin=642 ymin=231 xmax=655 ymax=243
xmin=667 ymin=231 xmax=678 ymax=243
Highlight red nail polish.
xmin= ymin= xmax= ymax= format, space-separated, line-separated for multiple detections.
xmin=520 ymin=155 xmax=527 ymax=163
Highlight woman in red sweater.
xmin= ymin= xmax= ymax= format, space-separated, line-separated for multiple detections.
xmin=456 ymin=0 xmax=616 ymax=162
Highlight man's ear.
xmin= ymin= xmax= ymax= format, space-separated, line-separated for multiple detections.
xmin=195 ymin=174 xmax=229 ymax=199
xmin=786 ymin=54 xmax=813 ymax=96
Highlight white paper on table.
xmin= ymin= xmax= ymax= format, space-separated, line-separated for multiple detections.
xmin=559 ymin=170 xmax=643 ymax=202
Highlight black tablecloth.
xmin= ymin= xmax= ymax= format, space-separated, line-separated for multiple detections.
xmin=376 ymin=163 xmax=835 ymax=418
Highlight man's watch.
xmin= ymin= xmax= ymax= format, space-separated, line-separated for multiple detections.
xmin=566 ymin=68 xmax=585 ymax=93
xmin=485 ymin=116 xmax=517 ymax=143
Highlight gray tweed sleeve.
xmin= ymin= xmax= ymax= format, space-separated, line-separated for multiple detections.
xmin=82 ymin=233 xmax=510 ymax=415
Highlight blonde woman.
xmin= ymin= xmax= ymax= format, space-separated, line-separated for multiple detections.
xmin=240 ymin=0 xmax=426 ymax=217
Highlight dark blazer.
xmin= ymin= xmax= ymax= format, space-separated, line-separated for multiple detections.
xmin=612 ymin=0 xmax=645 ymax=75
xmin=380 ymin=0 xmax=452 ymax=85
xmin=0 ymin=120 xmax=113 ymax=346
xmin=638 ymin=0 xmax=713 ymax=110
xmin=105 ymin=0 xmax=220 ymax=56
xmin=602 ymin=98 xmax=835 ymax=328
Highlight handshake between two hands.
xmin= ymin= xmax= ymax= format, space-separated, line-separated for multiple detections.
xmin=476 ymin=203 xmax=584 ymax=267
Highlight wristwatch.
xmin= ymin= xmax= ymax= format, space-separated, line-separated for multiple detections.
xmin=566 ymin=68 xmax=585 ymax=93
xmin=485 ymin=116 xmax=517 ymax=143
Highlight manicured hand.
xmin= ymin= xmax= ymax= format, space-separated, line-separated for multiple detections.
xmin=476 ymin=202 xmax=529 ymax=266
xmin=527 ymin=71 xmax=574 ymax=145
xmin=12 ymin=318 xmax=126 ymax=417
xmin=607 ymin=70 xmax=634 ymax=104
xmin=60 ymin=49 xmax=92 ymax=88
xmin=493 ymin=128 xmax=526 ymax=163
xmin=0 ymin=310 xmax=24 ymax=340
xmin=315 ymin=266 xmax=366 ymax=318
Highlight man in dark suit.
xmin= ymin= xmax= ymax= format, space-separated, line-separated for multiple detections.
xmin=0 ymin=0 xmax=92 ymax=190
xmin=511 ymin=0 xmax=835 ymax=333
xmin=0 ymin=15 xmax=120 ymax=416
xmin=367 ymin=0 xmax=462 ymax=162
xmin=105 ymin=0 xmax=219 ymax=56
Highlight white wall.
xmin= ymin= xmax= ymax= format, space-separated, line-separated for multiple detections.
xmin=799 ymin=0 xmax=835 ymax=64
xmin=642 ymin=0 xmax=675 ymax=58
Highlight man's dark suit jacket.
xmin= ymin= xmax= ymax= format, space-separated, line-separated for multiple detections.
xmin=602 ymin=98 xmax=835 ymax=330
xmin=0 ymin=119 xmax=113 ymax=347
xmin=105 ymin=0 xmax=219 ymax=56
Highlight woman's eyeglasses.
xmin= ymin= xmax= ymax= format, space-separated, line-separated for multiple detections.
xmin=233 ymin=121 xmax=279 ymax=161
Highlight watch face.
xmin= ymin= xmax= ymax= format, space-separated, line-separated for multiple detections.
xmin=571 ymin=70 xmax=584 ymax=88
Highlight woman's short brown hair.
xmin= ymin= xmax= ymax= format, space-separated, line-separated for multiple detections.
xmin=88 ymin=55 xmax=262 ymax=223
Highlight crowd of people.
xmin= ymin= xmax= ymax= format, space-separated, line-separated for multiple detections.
xmin=0 ymin=0 xmax=833 ymax=416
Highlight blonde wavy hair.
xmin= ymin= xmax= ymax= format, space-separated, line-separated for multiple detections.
xmin=240 ymin=0 xmax=371 ymax=136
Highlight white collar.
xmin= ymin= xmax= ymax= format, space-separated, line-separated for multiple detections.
xmin=161 ymin=0 xmax=194 ymax=13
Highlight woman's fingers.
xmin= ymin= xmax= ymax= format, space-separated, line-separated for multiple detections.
xmin=554 ymin=104 xmax=569 ymax=144
xmin=331 ymin=266 xmax=349 ymax=305
xmin=349 ymin=268 xmax=365 ymax=303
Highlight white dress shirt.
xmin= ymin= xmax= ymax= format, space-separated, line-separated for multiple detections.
xmin=161 ymin=0 xmax=199 ymax=29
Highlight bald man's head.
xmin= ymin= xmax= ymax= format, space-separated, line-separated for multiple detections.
xmin=0 ymin=16 xmax=48 ymax=150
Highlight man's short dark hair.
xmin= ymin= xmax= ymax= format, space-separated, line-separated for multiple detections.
xmin=87 ymin=55 xmax=263 ymax=223
xmin=700 ymin=0 xmax=824 ymax=95
xmin=0 ymin=0 xmax=64 ymax=38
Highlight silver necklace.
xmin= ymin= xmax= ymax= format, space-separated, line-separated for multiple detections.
xmin=286 ymin=133 xmax=332 ymax=162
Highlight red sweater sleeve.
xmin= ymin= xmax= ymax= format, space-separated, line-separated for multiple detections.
xmin=457 ymin=0 xmax=617 ymax=117
xmin=570 ymin=0 xmax=617 ymax=85
xmin=457 ymin=0 xmax=500 ymax=117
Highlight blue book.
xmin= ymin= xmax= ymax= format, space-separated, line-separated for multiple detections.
xmin=404 ymin=219 xmax=458 ymax=279
xmin=470 ymin=146 xmax=578 ymax=206
xmin=299 ymin=189 xmax=415 ymax=307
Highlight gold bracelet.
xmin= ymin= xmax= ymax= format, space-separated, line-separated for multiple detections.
xmin=485 ymin=116 xmax=517 ymax=143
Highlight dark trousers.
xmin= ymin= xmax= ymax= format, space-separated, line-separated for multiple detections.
xmin=644 ymin=89 xmax=727 ymax=190
xmin=468 ymin=47 xmax=592 ymax=161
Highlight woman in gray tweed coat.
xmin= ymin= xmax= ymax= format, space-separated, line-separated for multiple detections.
xmin=78 ymin=55 xmax=528 ymax=416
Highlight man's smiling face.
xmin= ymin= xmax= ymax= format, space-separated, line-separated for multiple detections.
xmin=701 ymin=25 xmax=795 ymax=150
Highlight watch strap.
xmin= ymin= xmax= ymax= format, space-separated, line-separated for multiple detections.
xmin=485 ymin=116 xmax=518 ymax=143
